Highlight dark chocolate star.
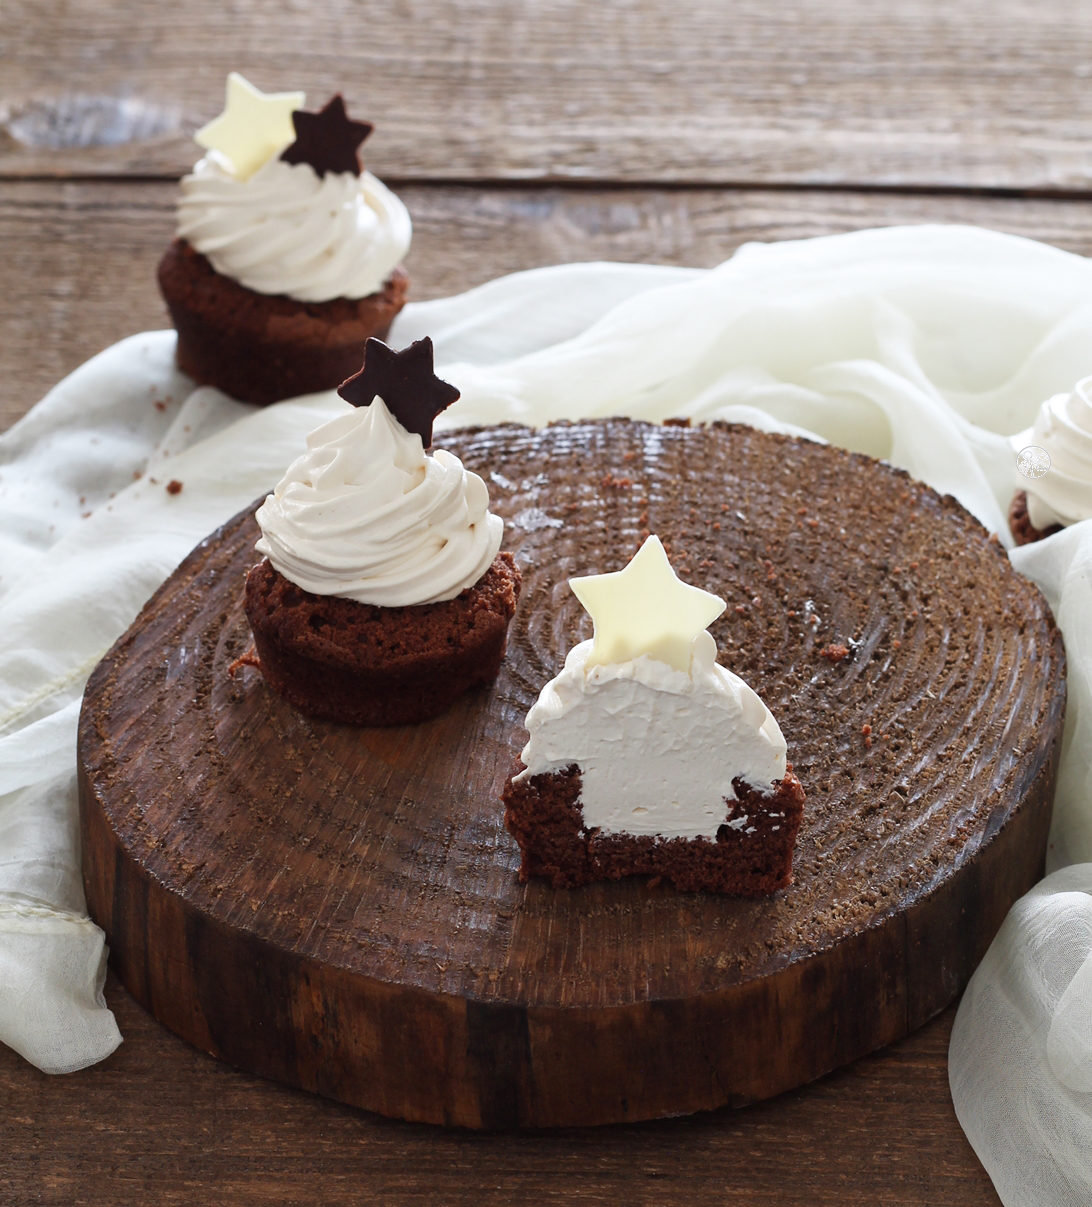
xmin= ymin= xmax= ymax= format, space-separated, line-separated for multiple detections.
xmin=279 ymin=94 xmax=373 ymax=178
xmin=338 ymin=337 xmax=460 ymax=447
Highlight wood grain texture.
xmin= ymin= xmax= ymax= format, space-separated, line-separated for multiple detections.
xmin=78 ymin=423 xmax=1065 ymax=1128
xmin=3 ymin=0 xmax=1092 ymax=189
xmin=11 ymin=178 xmax=1092 ymax=433
xmin=0 ymin=976 xmax=1001 ymax=1207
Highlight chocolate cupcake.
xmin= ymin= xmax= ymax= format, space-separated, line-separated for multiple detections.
xmin=243 ymin=337 xmax=521 ymax=726
xmin=159 ymin=74 xmax=411 ymax=406
xmin=501 ymin=535 xmax=806 ymax=895
xmin=1010 ymin=374 xmax=1092 ymax=544
xmin=244 ymin=554 xmax=520 ymax=727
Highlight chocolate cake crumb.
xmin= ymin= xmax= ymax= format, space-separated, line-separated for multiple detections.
xmin=820 ymin=643 xmax=849 ymax=662
xmin=166 ymin=480 xmax=183 ymax=495
xmin=228 ymin=646 xmax=261 ymax=677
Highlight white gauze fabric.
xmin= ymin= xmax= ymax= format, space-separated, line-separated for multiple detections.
xmin=0 ymin=228 xmax=1090 ymax=1207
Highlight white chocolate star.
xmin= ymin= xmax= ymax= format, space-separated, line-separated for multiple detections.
xmin=194 ymin=72 xmax=305 ymax=181
xmin=569 ymin=535 xmax=726 ymax=674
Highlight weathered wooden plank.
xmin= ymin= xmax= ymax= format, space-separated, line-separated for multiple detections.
xmin=7 ymin=178 xmax=1092 ymax=434
xmin=0 ymin=974 xmax=999 ymax=1205
xmin=3 ymin=0 xmax=1092 ymax=189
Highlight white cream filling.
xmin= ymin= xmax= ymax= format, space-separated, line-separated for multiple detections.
xmin=516 ymin=633 xmax=787 ymax=840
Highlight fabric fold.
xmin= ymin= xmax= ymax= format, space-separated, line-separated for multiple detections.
xmin=951 ymin=868 xmax=1092 ymax=1207
xmin=0 ymin=901 xmax=122 ymax=1074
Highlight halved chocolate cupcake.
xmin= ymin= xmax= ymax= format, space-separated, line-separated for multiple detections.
xmin=501 ymin=535 xmax=805 ymax=895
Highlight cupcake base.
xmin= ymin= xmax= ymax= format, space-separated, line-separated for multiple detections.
xmin=243 ymin=554 xmax=521 ymax=726
xmin=157 ymin=239 xmax=409 ymax=406
xmin=502 ymin=763 xmax=807 ymax=895
xmin=1009 ymin=490 xmax=1064 ymax=546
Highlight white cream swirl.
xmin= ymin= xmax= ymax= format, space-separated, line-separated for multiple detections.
xmin=177 ymin=152 xmax=411 ymax=303
xmin=254 ymin=398 xmax=503 ymax=606
xmin=1022 ymin=375 xmax=1092 ymax=530
xmin=515 ymin=633 xmax=787 ymax=840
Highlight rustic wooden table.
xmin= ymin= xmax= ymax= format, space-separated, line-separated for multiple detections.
xmin=6 ymin=1 xmax=1092 ymax=1200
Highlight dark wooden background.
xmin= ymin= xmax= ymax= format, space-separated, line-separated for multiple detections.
xmin=9 ymin=0 xmax=1091 ymax=1199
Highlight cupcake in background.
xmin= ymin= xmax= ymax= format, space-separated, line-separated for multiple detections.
xmin=242 ymin=336 xmax=521 ymax=726
xmin=1009 ymin=374 xmax=1092 ymax=544
xmin=158 ymin=73 xmax=411 ymax=406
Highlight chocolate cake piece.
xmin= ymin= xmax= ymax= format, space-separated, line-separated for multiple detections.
xmin=1009 ymin=489 xmax=1064 ymax=545
xmin=503 ymin=763 xmax=807 ymax=894
xmin=243 ymin=552 xmax=520 ymax=726
xmin=78 ymin=419 xmax=1066 ymax=1125
xmin=157 ymin=239 xmax=408 ymax=406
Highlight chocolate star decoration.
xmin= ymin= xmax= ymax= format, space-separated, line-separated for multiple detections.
xmin=279 ymin=94 xmax=373 ymax=178
xmin=338 ymin=338 xmax=461 ymax=447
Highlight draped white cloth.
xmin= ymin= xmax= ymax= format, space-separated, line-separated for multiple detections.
xmin=2 ymin=226 xmax=1091 ymax=1203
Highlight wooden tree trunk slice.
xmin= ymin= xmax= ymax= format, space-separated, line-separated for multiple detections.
xmin=78 ymin=421 xmax=1066 ymax=1128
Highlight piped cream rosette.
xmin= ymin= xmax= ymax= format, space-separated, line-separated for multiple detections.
xmin=1017 ymin=374 xmax=1092 ymax=530
xmin=178 ymin=154 xmax=411 ymax=303
xmin=254 ymin=397 xmax=503 ymax=607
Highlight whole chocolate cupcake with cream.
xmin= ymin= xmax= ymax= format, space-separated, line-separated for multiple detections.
xmin=501 ymin=536 xmax=805 ymax=894
xmin=1010 ymin=374 xmax=1092 ymax=544
xmin=158 ymin=73 xmax=411 ymax=406
xmin=243 ymin=337 xmax=521 ymax=726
